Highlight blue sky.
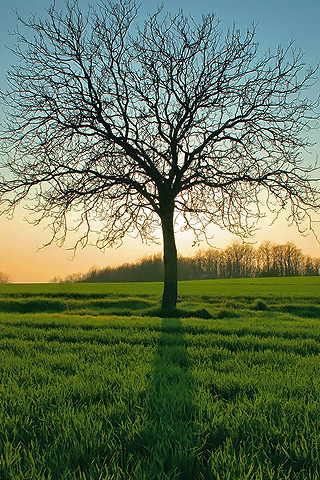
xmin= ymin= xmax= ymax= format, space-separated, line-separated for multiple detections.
xmin=1 ymin=0 xmax=319 ymax=99
xmin=1 ymin=0 xmax=319 ymax=70
xmin=0 ymin=0 xmax=319 ymax=281
xmin=1 ymin=0 xmax=319 ymax=113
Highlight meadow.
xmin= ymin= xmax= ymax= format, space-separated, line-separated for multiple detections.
xmin=0 ymin=277 xmax=319 ymax=479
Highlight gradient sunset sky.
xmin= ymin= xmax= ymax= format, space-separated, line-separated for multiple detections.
xmin=0 ymin=0 xmax=319 ymax=282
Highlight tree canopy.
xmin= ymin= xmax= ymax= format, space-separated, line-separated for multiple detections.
xmin=0 ymin=0 xmax=319 ymax=306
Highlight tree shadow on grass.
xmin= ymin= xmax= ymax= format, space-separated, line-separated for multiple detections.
xmin=2 ymin=317 xmax=203 ymax=479
xmin=126 ymin=317 xmax=202 ymax=479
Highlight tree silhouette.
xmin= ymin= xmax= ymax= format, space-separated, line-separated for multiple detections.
xmin=0 ymin=0 xmax=319 ymax=307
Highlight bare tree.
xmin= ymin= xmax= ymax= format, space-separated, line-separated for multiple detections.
xmin=222 ymin=241 xmax=254 ymax=278
xmin=282 ymin=242 xmax=304 ymax=276
xmin=256 ymin=241 xmax=274 ymax=276
xmin=0 ymin=0 xmax=319 ymax=307
xmin=0 ymin=271 xmax=9 ymax=284
xmin=304 ymin=255 xmax=320 ymax=276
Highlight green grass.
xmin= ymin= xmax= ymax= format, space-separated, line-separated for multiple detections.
xmin=1 ymin=275 xmax=319 ymax=297
xmin=0 ymin=277 xmax=320 ymax=479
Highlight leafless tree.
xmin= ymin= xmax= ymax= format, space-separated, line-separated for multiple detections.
xmin=256 ymin=241 xmax=274 ymax=276
xmin=0 ymin=0 xmax=319 ymax=307
xmin=0 ymin=271 xmax=9 ymax=284
xmin=304 ymin=255 xmax=320 ymax=276
xmin=282 ymin=242 xmax=304 ymax=276
xmin=222 ymin=241 xmax=255 ymax=278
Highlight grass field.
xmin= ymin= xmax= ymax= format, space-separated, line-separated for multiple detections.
xmin=0 ymin=277 xmax=320 ymax=479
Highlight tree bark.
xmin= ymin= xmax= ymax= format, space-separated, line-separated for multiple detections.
xmin=161 ymin=203 xmax=178 ymax=308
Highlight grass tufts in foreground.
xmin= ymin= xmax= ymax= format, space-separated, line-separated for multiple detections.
xmin=0 ymin=277 xmax=320 ymax=479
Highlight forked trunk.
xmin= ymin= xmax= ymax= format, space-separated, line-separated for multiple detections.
xmin=161 ymin=204 xmax=178 ymax=309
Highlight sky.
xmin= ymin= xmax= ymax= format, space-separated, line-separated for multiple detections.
xmin=0 ymin=0 xmax=319 ymax=282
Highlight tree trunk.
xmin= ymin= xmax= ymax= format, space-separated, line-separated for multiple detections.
xmin=161 ymin=204 xmax=178 ymax=309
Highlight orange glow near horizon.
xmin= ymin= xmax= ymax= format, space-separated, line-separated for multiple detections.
xmin=1 ymin=206 xmax=320 ymax=283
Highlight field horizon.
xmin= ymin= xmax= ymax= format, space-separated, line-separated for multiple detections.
xmin=2 ymin=275 xmax=319 ymax=294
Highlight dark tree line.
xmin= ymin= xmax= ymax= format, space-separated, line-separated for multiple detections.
xmin=53 ymin=241 xmax=320 ymax=283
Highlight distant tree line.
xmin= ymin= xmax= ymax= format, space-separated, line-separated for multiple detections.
xmin=53 ymin=241 xmax=320 ymax=284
